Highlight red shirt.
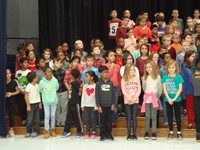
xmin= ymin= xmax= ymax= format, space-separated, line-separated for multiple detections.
xmin=136 ymin=57 xmax=148 ymax=77
xmin=108 ymin=18 xmax=122 ymax=39
xmin=105 ymin=63 xmax=121 ymax=86
xmin=134 ymin=26 xmax=151 ymax=38
xmin=146 ymin=20 xmax=152 ymax=28
xmin=64 ymin=65 xmax=82 ymax=85
xmin=149 ymin=35 xmax=160 ymax=52
xmin=28 ymin=60 xmax=36 ymax=71
xmin=115 ymin=56 xmax=123 ymax=67
xmin=15 ymin=54 xmax=26 ymax=71
xmin=116 ymin=26 xmax=129 ymax=42
xmin=94 ymin=56 xmax=105 ymax=68
xmin=168 ymin=47 xmax=177 ymax=60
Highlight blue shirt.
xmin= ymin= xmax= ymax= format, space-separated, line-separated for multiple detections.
xmin=81 ymin=67 xmax=100 ymax=84
xmin=161 ymin=74 xmax=184 ymax=102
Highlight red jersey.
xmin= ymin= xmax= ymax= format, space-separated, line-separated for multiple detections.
xmin=28 ymin=60 xmax=36 ymax=71
xmin=108 ymin=18 xmax=122 ymax=39
xmin=116 ymin=26 xmax=129 ymax=42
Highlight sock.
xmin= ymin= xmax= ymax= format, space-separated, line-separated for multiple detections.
xmin=177 ymin=131 xmax=181 ymax=134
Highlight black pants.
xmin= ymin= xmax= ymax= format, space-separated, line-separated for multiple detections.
xmin=194 ymin=96 xmax=200 ymax=133
xmin=100 ymin=107 xmax=113 ymax=137
xmin=84 ymin=107 xmax=97 ymax=133
xmin=6 ymin=100 xmax=15 ymax=127
xmin=16 ymin=94 xmax=27 ymax=121
xmin=26 ymin=103 xmax=40 ymax=133
xmin=64 ymin=103 xmax=82 ymax=133
xmin=166 ymin=102 xmax=181 ymax=131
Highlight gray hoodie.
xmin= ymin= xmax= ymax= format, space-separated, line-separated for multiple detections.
xmin=95 ymin=78 xmax=115 ymax=107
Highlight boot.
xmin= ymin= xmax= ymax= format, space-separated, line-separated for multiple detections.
xmin=44 ymin=130 xmax=50 ymax=139
xmin=50 ymin=129 xmax=57 ymax=137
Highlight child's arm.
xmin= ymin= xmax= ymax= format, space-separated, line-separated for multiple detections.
xmin=157 ymin=76 xmax=163 ymax=97
xmin=81 ymin=85 xmax=86 ymax=111
xmin=121 ymin=79 xmax=133 ymax=102
xmin=162 ymin=83 xmax=173 ymax=105
xmin=95 ymin=83 xmax=102 ymax=113
xmin=171 ymin=83 xmax=183 ymax=102
xmin=6 ymin=85 xmax=20 ymax=98
xmin=132 ymin=78 xmax=141 ymax=103
xmin=24 ymin=92 xmax=31 ymax=111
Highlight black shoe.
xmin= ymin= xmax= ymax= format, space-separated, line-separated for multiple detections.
xmin=107 ymin=134 xmax=114 ymax=140
xmin=168 ymin=132 xmax=174 ymax=140
xmin=196 ymin=133 xmax=200 ymax=142
xmin=100 ymin=136 xmax=106 ymax=141
xmin=132 ymin=134 xmax=138 ymax=141
xmin=152 ymin=133 xmax=157 ymax=140
xmin=177 ymin=133 xmax=183 ymax=140
xmin=127 ymin=134 xmax=132 ymax=141
xmin=144 ymin=132 xmax=149 ymax=140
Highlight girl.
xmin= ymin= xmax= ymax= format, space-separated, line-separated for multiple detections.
xmin=136 ymin=44 xmax=149 ymax=78
xmin=181 ymin=50 xmax=196 ymax=129
xmin=6 ymin=69 xmax=20 ymax=137
xmin=115 ymin=47 xmax=123 ymax=67
xmin=141 ymin=11 xmax=152 ymax=28
xmin=132 ymin=36 xmax=145 ymax=64
xmin=162 ymin=60 xmax=184 ymax=140
xmin=105 ymin=50 xmax=121 ymax=127
xmin=142 ymin=60 xmax=162 ymax=140
xmin=26 ymin=41 xmax=35 ymax=52
xmin=164 ymin=25 xmax=174 ymax=38
xmin=121 ymin=63 xmax=141 ymax=141
xmin=123 ymin=9 xmax=135 ymax=28
xmin=43 ymin=48 xmax=54 ymax=69
xmin=73 ymin=40 xmax=88 ymax=59
xmin=148 ymin=52 xmax=161 ymax=71
xmin=193 ymin=9 xmax=200 ymax=25
xmin=192 ymin=57 xmax=200 ymax=142
xmin=26 ymin=50 xmax=36 ymax=71
xmin=74 ymin=49 xmax=86 ymax=71
xmin=36 ymin=57 xmax=45 ymax=83
xmin=124 ymin=28 xmax=137 ymax=53
xmin=15 ymin=44 xmax=26 ymax=71
xmin=186 ymin=17 xmax=194 ymax=33
xmin=134 ymin=15 xmax=151 ymax=39
xmin=182 ymin=33 xmax=197 ymax=52
xmin=81 ymin=71 xmax=98 ymax=139
xmin=120 ymin=53 xmax=140 ymax=78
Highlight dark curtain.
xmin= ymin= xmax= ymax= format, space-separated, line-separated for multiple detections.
xmin=0 ymin=0 xmax=7 ymax=137
xmin=39 ymin=0 xmax=200 ymax=54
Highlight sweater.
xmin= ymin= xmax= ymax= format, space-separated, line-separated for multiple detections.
xmin=133 ymin=26 xmax=151 ymax=38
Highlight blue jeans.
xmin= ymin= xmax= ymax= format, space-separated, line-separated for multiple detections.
xmin=112 ymin=86 xmax=120 ymax=124
xmin=44 ymin=104 xmax=57 ymax=131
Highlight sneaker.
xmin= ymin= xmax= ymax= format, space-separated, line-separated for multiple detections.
xmin=8 ymin=130 xmax=15 ymax=138
xmin=90 ymin=133 xmax=96 ymax=139
xmin=107 ymin=134 xmax=114 ymax=140
xmin=127 ymin=134 xmax=132 ymax=141
xmin=21 ymin=120 xmax=27 ymax=126
xmin=25 ymin=133 xmax=31 ymax=138
xmin=31 ymin=132 xmax=38 ymax=138
xmin=61 ymin=132 xmax=71 ymax=138
xmin=168 ymin=132 xmax=174 ymax=140
xmin=196 ymin=133 xmax=200 ymax=142
xmin=100 ymin=136 xmax=106 ymax=141
xmin=84 ymin=133 xmax=90 ymax=139
xmin=177 ymin=132 xmax=183 ymax=140
xmin=132 ymin=134 xmax=138 ymax=141
xmin=144 ymin=132 xmax=149 ymax=140
xmin=76 ymin=132 xmax=82 ymax=138
xmin=152 ymin=133 xmax=157 ymax=140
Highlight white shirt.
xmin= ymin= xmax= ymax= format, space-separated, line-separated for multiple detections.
xmin=25 ymin=83 xmax=41 ymax=104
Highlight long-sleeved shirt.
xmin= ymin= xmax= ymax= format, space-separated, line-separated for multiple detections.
xmin=105 ymin=63 xmax=121 ymax=86
xmin=136 ymin=57 xmax=148 ymax=77
xmin=133 ymin=26 xmax=151 ymax=38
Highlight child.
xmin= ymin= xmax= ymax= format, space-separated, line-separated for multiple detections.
xmin=124 ymin=28 xmax=137 ymax=53
xmin=116 ymin=17 xmax=129 ymax=42
xmin=154 ymin=16 xmax=165 ymax=37
xmin=15 ymin=58 xmax=31 ymax=125
xmin=171 ymin=33 xmax=181 ymax=53
xmin=81 ymin=71 xmax=98 ymax=139
xmin=162 ymin=60 xmax=184 ymax=140
xmin=62 ymin=42 xmax=71 ymax=61
xmin=132 ymin=37 xmax=145 ymax=65
xmin=55 ymin=45 xmax=62 ymax=53
xmin=158 ymin=46 xmax=168 ymax=66
xmin=134 ymin=15 xmax=151 ymax=38
xmin=26 ymin=50 xmax=36 ymax=71
xmin=186 ymin=17 xmax=194 ymax=33
xmin=26 ymin=41 xmax=35 ymax=52
xmin=93 ymin=38 xmax=107 ymax=56
xmin=142 ymin=60 xmax=162 ymax=140
xmin=181 ymin=50 xmax=196 ymax=129
xmin=116 ymin=38 xmax=129 ymax=54
xmin=6 ymin=69 xmax=20 ymax=137
xmin=193 ymin=9 xmax=200 ymax=25
xmin=123 ymin=9 xmax=135 ymax=28
xmin=181 ymin=33 xmax=197 ymax=52
xmin=115 ymin=47 xmax=123 ymax=66
xmin=148 ymin=52 xmax=161 ymax=71
xmin=62 ymin=69 xmax=83 ymax=138
xmin=95 ymin=66 xmax=115 ymax=141
xmin=25 ymin=72 xmax=42 ymax=138
xmin=74 ymin=49 xmax=86 ymax=71
xmin=39 ymin=67 xmax=59 ymax=139
xmin=164 ymin=25 xmax=174 ymax=38
xmin=15 ymin=44 xmax=26 ymax=71
xmin=74 ymin=40 xmax=88 ymax=59
xmin=104 ymin=50 xmax=121 ymax=127
xmin=53 ymin=58 xmax=68 ymax=127
xmin=192 ymin=57 xmax=200 ymax=142
xmin=81 ymin=54 xmax=100 ymax=84
xmin=57 ymin=51 xmax=70 ymax=70
xmin=171 ymin=9 xmax=184 ymax=32
xmin=141 ymin=11 xmax=152 ymax=28
xmin=169 ymin=18 xmax=181 ymax=35
xmin=149 ymin=24 xmax=160 ymax=52
xmin=162 ymin=35 xmax=176 ymax=60
xmin=43 ymin=48 xmax=54 ymax=69
xmin=92 ymin=46 xmax=105 ymax=68
xmin=36 ymin=57 xmax=45 ymax=83
xmin=136 ymin=44 xmax=149 ymax=78
xmin=121 ymin=64 xmax=141 ymax=140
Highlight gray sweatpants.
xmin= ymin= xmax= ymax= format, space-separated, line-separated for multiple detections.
xmin=145 ymin=103 xmax=158 ymax=133
xmin=56 ymin=91 xmax=68 ymax=126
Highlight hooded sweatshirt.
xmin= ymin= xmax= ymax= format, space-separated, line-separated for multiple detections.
xmin=39 ymin=76 xmax=59 ymax=105
xmin=95 ymin=78 xmax=115 ymax=107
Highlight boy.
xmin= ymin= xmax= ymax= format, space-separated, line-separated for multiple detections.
xmin=155 ymin=16 xmax=165 ymax=37
xmin=116 ymin=37 xmax=130 ymax=55
xmin=39 ymin=67 xmax=59 ymax=139
xmin=96 ymin=66 xmax=116 ymax=141
xmin=170 ymin=18 xmax=181 ymax=35
xmin=61 ymin=42 xmax=71 ymax=62
xmin=62 ymin=69 xmax=83 ymax=138
xmin=171 ymin=33 xmax=181 ymax=53
xmin=116 ymin=17 xmax=129 ymax=42
xmin=25 ymin=72 xmax=42 ymax=138
xmin=15 ymin=57 xmax=31 ymax=125
xmin=81 ymin=54 xmax=100 ymax=84
xmin=149 ymin=24 xmax=160 ymax=52
xmin=15 ymin=45 xmax=26 ymax=71
xmin=53 ymin=58 xmax=68 ymax=127
xmin=171 ymin=9 xmax=184 ymax=32
xmin=57 ymin=51 xmax=70 ymax=70
xmin=92 ymin=46 xmax=105 ymax=68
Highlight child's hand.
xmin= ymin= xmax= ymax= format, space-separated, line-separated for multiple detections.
xmin=98 ymin=106 xmax=102 ymax=113
xmin=111 ymin=104 xmax=115 ymax=111
xmin=27 ymin=106 xmax=31 ymax=112
xmin=7 ymin=92 xmax=12 ymax=98
xmin=21 ymin=91 xmax=25 ymax=95
xmin=39 ymin=103 xmax=42 ymax=109
xmin=94 ymin=108 xmax=98 ymax=111
xmin=168 ymin=100 xmax=173 ymax=105
xmin=82 ymin=107 xmax=84 ymax=111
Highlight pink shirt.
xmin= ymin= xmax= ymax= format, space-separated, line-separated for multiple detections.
xmin=125 ymin=37 xmax=137 ymax=53
xmin=105 ymin=63 xmax=121 ymax=86
xmin=121 ymin=77 xmax=141 ymax=104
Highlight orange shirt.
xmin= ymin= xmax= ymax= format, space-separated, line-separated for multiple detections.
xmin=171 ymin=43 xmax=181 ymax=53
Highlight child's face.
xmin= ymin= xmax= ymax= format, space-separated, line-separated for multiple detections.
xmin=56 ymin=46 xmax=63 ymax=52
xmin=38 ymin=59 xmax=45 ymax=69
xmin=196 ymin=25 xmax=200 ymax=33
xmin=107 ymin=52 xmax=115 ymax=63
xmin=152 ymin=53 xmax=159 ymax=64
xmin=182 ymin=42 xmax=190 ymax=51
xmin=34 ymin=76 xmax=39 ymax=83
xmin=75 ymin=41 xmax=83 ymax=49
xmin=143 ymin=37 xmax=148 ymax=44
xmin=100 ymin=70 xmax=109 ymax=80
xmin=26 ymin=44 xmax=34 ymax=51
xmin=123 ymin=18 xmax=129 ymax=26
xmin=172 ymin=36 xmax=180 ymax=43
xmin=62 ymin=43 xmax=69 ymax=52
xmin=187 ymin=19 xmax=194 ymax=28
xmin=129 ymin=66 xmax=136 ymax=77
xmin=185 ymin=35 xmax=192 ymax=44
xmin=94 ymin=39 xmax=101 ymax=47
xmin=85 ymin=73 xmax=93 ymax=83
xmin=45 ymin=68 xmax=53 ymax=80
xmin=117 ymin=38 xmax=125 ymax=48
xmin=28 ymin=51 xmax=35 ymax=61
xmin=74 ymin=51 xmax=82 ymax=58
xmin=159 ymin=48 xmax=167 ymax=54
xmin=142 ymin=13 xmax=148 ymax=19
xmin=127 ymin=29 xmax=134 ymax=37
xmin=194 ymin=10 xmax=200 ymax=18
xmin=184 ymin=28 xmax=191 ymax=35
xmin=110 ymin=10 xmax=117 ymax=18
xmin=157 ymin=21 xmax=163 ymax=27
xmin=152 ymin=27 xmax=158 ymax=35
xmin=18 ymin=49 xmax=25 ymax=56
xmin=164 ymin=54 xmax=171 ymax=63
xmin=92 ymin=47 xmax=100 ymax=55
xmin=138 ymin=39 xmax=145 ymax=46
xmin=54 ymin=60 xmax=62 ymax=69
xmin=126 ymin=55 xmax=133 ymax=64
xmin=44 ymin=51 xmax=50 ymax=60
xmin=140 ymin=45 xmax=148 ymax=55
xmin=171 ymin=21 xmax=178 ymax=28
xmin=163 ymin=38 xmax=171 ymax=46
xmin=189 ymin=53 xmax=196 ymax=63
xmin=116 ymin=48 xmax=122 ymax=56
xmin=140 ymin=19 xmax=146 ymax=27
xmin=168 ymin=64 xmax=176 ymax=75
xmin=145 ymin=63 xmax=152 ymax=74
xmin=72 ymin=59 xmax=79 ymax=68
xmin=172 ymin=10 xmax=179 ymax=18
xmin=6 ymin=69 xmax=11 ymax=80
xmin=124 ymin=10 xmax=131 ymax=18
xmin=57 ymin=52 xmax=65 ymax=61
xmin=86 ymin=58 xmax=94 ymax=67
xmin=168 ymin=27 xmax=174 ymax=34
xmin=22 ymin=60 xmax=28 ymax=69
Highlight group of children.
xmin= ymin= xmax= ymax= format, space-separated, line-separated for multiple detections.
xmin=5 ymin=8 xmax=200 ymax=143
